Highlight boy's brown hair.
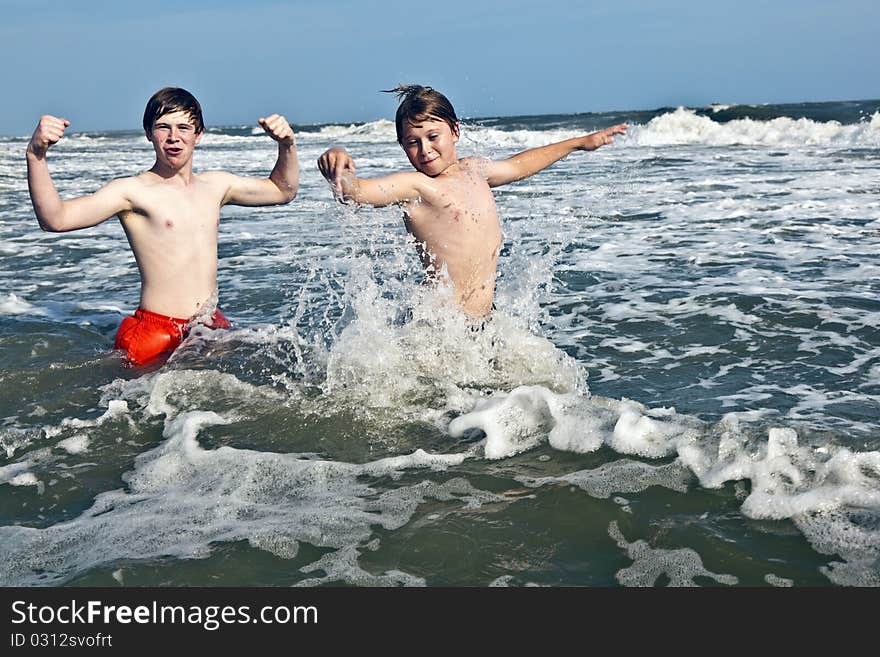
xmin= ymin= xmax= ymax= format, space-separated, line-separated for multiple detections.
xmin=143 ymin=87 xmax=205 ymax=135
xmin=385 ymin=84 xmax=459 ymax=143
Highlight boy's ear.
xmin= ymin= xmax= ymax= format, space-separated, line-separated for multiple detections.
xmin=453 ymin=122 xmax=460 ymax=141
xmin=145 ymin=129 xmax=153 ymax=143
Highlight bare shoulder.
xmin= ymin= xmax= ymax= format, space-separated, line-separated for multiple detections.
xmin=197 ymin=170 xmax=234 ymax=182
xmin=402 ymin=170 xmax=448 ymax=201
xmin=375 ymin=170 xmax=433 ymax=200
xmin=459 ymin=157 xmax=493 ymax=179
xmin=406 ymin=170 xmax=433 ymax=189
xmin=98 ymin=174 xmax=141 ymax=198
xmin=460 ymin=156 xmax=491 ymax=167
xmin=121 ymin=171 xmax=167 ymax=199
xmin=383 ymin=170 xmax=428 ymax=185
xmin=131 ymin=171 xmax=163 ymax=187
xmin=106 ymin=173 xmax=141 ymax=188
xmin=196 ymin=170 xmax=237 ymax=188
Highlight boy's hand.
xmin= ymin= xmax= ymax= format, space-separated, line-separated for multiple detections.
xmin=317 ymin=147 xmax=356 ymax=199
xmin=258 ymin=114 xmax=295 ymax=145
xmin=28 ymin=115 xmax=70 ymax=159
xmin=580 ymin=123 xmax=628 ymax=151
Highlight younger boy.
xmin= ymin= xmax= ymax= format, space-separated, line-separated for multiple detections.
xmin=318 ymin=84 xmax=626 ymax=317
xmin=27 ymin=87 xmax=299 ymax=365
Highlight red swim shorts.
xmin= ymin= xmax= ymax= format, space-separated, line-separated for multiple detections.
xmin=114 ymin=307 xmax=231 ymax=366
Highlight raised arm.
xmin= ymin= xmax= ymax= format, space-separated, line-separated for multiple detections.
xmin=484 ymin=123 xmax=628 ymax=188
xmin=223 ymin=114 xmax=298 ymax=206
xmin=317 ymin=147 xmax=422 ymax=207
xmin=27 ymin=115 xmax=132 ymax=232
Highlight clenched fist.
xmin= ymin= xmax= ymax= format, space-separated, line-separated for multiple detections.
xmin=28 ymin=115 xmax=70 ymax=158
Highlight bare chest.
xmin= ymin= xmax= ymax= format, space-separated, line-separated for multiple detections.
xmin=406 ymin=177 xmax=500 ymax=240
xmin=124 ymin=183 xmax=222 ymax=237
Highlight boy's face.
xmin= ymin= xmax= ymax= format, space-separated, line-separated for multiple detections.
xmin=147 ymin=110 xmax=202 ymax=169
xmin=400 ymin=117 xmax=459 ymax=176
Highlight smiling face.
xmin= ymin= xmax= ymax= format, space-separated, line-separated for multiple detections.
xmin=400 ymin=116 xmax=459 ymax=177
xmin=147 ymin=110 xmax=202 ymax=170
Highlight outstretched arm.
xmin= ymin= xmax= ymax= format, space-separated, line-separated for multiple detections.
xmin=484 ymin=124 xmax=627 ymax=188
xmin=27 ymin=115 xmax=132 ymax=232
xmin=223 ymin=114 xmax=298 ymax=206
xmin=317 ymin=147 xmax=422 ymax=207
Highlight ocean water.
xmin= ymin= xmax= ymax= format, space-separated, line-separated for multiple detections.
xmin=1 ymin=99 xmax=878 ymax=587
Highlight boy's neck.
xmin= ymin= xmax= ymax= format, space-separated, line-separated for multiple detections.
xmin=428 ymin=159 xmax=461 ymax=178
xmin=150 ymin=160 xmax=196 ymax=183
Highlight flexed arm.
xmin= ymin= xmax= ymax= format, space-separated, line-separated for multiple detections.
xmin=484 ymin=124 xmax=628 ymax=188
xmin=27 ymin=115 xmax=132 ymax=232
xmin=317 ymin=147 xmax=422 ymax=207
xmin=223 ymin=114 xmax=298 ymax=206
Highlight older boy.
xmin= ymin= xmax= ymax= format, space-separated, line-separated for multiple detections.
xmin=318 ymin=84 xmax=626 ymax=317
xmin=27 ymin=87 xmax=298 ymax=365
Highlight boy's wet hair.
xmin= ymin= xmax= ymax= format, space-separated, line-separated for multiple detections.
xmin=143 ymin=87 xmax=204 ymax=135
xmin=384 ymin=84 xmax=459 ymax=142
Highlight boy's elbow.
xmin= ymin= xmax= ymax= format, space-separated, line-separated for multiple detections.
xmin=40 ymin=223 xmax=70 ymax=233
xmin=34 ymin=200 xmax=78 ymax=232
xmin=37 ymin=215 xmax=66 ymax=232
xmin=272 ymin=180 xmax=297 ymax=204
xmin=276 ymin=190 xmax=296 ymax=205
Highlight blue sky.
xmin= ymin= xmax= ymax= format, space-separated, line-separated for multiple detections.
xmin=1 ymin=0 xmax=877 ymax=135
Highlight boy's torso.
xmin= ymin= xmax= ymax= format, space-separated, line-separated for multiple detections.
xmin=117 ymin=170 xmax=228 ymax=319
xmin=403 ymin=159 xmax=502 ymax=316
